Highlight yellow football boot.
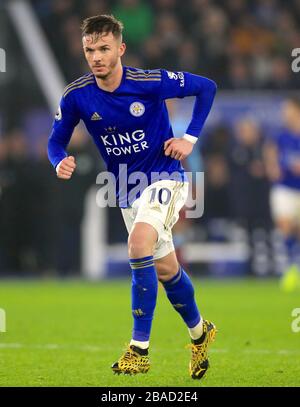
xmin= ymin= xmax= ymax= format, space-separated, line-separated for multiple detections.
xmin=187 ymin=320 xmax=217 ymax=380
xmin=111 ymin=344 xmax=150 ymax=375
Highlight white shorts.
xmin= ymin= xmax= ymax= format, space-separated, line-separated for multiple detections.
xmin=270 ymin=185 xmax=300 ymax=223
xmin=121 ymin=180 xmax=189 ymax=260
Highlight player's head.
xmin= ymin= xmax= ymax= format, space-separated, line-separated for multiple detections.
xmin=282 ymin=96 xmax=300 ymax=131
xmin=81 ymin=14 xmax=126 ymax=79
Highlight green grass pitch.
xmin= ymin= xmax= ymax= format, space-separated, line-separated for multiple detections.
xmin=0 ymin=278 xmax=299 ymax=387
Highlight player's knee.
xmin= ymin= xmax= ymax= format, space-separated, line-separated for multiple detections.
xmin=128 ymin=233 xmax=154 ymax=258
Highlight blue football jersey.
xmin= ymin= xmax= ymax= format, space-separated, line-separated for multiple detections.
xmin=275 ymin=129 xmax=300 ymax=190
xmin=48 ymin=66 xmax=216 ymax=206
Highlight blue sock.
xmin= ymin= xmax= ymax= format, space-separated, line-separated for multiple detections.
xmin=130 ymin=256 xmax=158 ymax=342
xmin=162 ymin=266 xmax=200 ymax=328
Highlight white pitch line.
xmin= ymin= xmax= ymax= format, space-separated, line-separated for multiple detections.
xmin=0 ymin=343 xmax=299 ymax=355
xmin=0 ymin=343 xmax=23 ymax=348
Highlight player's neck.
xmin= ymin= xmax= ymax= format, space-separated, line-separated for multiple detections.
xmin=95 ymin=63 xmax=123 ymax=93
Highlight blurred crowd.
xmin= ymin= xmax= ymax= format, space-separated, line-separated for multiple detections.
xmin=0 ymin=0 xmax=299 ymax=275
xmin=0 ymin=127 xmax=103 ymax=275
xmin=0 ymin=113 xmax=276 ymax=276
xmin=30 ymin=0 xmax=300 ymax=89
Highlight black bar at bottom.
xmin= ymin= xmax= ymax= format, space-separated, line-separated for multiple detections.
xmin=0 ymin=387 xmax=299 ymax=405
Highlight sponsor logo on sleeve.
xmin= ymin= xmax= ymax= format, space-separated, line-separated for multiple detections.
xmin=167 ymin=71 xmax=178 ymax=80
xmin=166 ymin=71 xmax=185 ymax=87
xmin=55 ymin=106 xmax=62 ymax=121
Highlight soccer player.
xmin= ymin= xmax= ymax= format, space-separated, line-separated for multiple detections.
xmin=48 ymin=15 xmax=217 ymax=379
xmin=265 ymin=96 xmax=300 ymax=291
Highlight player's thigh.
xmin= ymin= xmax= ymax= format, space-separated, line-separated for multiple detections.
xmin=129 ymin=222 xmax=158 ymax=250
xmin=122 ymin=180 xmax=188 ymax=260
xmin=136 ymin=180 xmax=188 ymax=261
xmin=121 ymin=196 xmax=159 ymax=237
xmin=134 ymin=180 xmax=189 ymax=239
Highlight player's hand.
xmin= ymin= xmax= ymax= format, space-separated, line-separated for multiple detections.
xmin=164 ymin=137 xmax=194 ymax=160
xmin=56 ymin=156 xmax=76 ymax=180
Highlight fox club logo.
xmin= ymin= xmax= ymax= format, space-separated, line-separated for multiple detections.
xmin=130 ymin=102 xmax=145 ymax=117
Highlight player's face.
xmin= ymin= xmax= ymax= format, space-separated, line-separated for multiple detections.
xmin=82 ymin=32 xmax=126 ymax=79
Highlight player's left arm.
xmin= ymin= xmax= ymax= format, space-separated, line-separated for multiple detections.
xmin=158 ymin=70 xmax=217 ymax=160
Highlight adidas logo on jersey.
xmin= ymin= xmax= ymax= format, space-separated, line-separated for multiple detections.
xmin=91 ymin=112 xmax=102 ymax=121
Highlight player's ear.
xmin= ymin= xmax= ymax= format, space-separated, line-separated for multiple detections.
xmin=119 ymin=42 xmax=126 ymax=57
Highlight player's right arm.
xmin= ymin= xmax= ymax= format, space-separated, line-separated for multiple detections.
xmin=47 ymin=92 xmax=80 ymax=180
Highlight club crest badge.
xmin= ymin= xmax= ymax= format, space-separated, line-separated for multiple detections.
xmin=130 ymin=102 xmax=145 ymax=117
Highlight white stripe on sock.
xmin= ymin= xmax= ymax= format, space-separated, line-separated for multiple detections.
xmin=130 ymin=339 xmax=149 ymax=349
xmin=188 ymin=318 xmax=204 ymax=340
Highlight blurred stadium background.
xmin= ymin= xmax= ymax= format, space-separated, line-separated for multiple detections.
xmin=1 ymin=0 xmax=300 ymax=279
xmin=1 ymin=0 xmax=300 ymax=388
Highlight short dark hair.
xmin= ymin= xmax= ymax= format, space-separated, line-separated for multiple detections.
xmin=81 ymin=14 xmax=123 ymax=40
